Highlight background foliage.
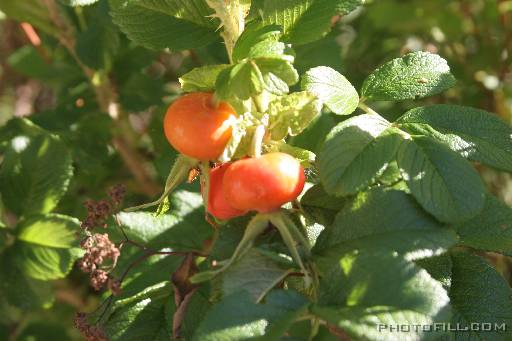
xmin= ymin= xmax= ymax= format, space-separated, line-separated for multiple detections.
xmin=0 ymin=0 xmax=511 ymax=340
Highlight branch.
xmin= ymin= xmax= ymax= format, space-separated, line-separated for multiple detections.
xmin=41 ymin=0 xmax=160 ymax=196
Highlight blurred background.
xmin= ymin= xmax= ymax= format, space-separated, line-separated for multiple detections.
xmin=0 ymin=0 xmax=511 ymax=339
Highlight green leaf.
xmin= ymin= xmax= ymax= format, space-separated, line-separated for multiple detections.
xmin=455 ymin=195 xmax=512 ymax=256
xmin=232 ymin=24 xmax=282 ymax=62
xmin=216 ymin=58 xmax=298 ymax=100
xmin=300 ymin=184 xmax=346 ymax=226
xmin=448 ymin=252 xmax=512 ymax=340
xmin=0 ymin=250 xmax=54 ymax=310
xmin=318 ymin=114 xmax=402 ymax=196
xmin=361 ymin=52 xmax=456 ymax=101
xmin=312 ymin=252 xmax=450 ymax=341
xmin=0 ymin=121 xmax=73 ymax=216
xmin=116 ymin=191 xmax=213 ymax=252
xmin=109 ymin=0 xmax=219 ymax=51
xmin=258 ymin=0 xmax=340 ymax=45
xmin=75 ymin=1 xmax=120 ymax=69
xmin=101 ymin=282 xmax=174 ymax=341
xmin=13 ymin=214 xmax=82 ymax=281
xmin=397 ymin=105 xmax=512 ymax=172
xmin=314 ymin=188 xmax=458 ymax=270
xmin=270 ymin=142 xmax=316 ymax=168
xmin=193 ymin=290 xmax=309 ymax=340
xmin=268 ymin=91 xmax=322 ymax=140
xmin=289 ymin=112 xmax=338 ymax=154
xmin=335 ymin=0 xmax=363 ymax=14
xmin=222 ymin=249 xmax=290 ymax=302
xmin=397 ymin=135 xmax=485 ymax=223
xmin=179 ymin=64 xmax=230 ymax=92
xmin=301 ymin=66 xmax=359 ymax=116
xmin=416 ymin=254 xmax=452 ymax=290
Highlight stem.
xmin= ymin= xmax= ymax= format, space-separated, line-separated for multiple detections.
xmin=358 ymin=102 xmax=380 ymax=116
xmin=251 ymin=124 xmax=265 ymax=157
xmin=206 ymin=0 xmax=246 ymax=62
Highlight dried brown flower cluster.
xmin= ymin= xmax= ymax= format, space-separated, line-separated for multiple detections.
xmin=79 ymin=233 xmax=121 ymax=292
xmin=74 ymin=313 xmax=108 ymax=341
xmin=78 ymin=185 xmax=126 ymax=293
xmin=81 ymin=184 xmax=126 ymax=231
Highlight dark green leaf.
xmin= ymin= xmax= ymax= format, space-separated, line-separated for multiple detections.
xmin=222 ymin=249 xmax=290 ymax=302
xmin=318 ymin=114 xmax=402 ymax=196
xmin=361 ymin=52 xmax=456 ymax=101
xmin=75 ymin=1 xmax=120 ymax=69
xmin=314 ymin=188 xmax=458 ymax=270
xmin=455 ymin=195 xmax=512 ymax=256
xmin=259 ymin=0 xmax=339 ymax=45
xmin=448 ymin=252 xmax=512 ymax=340
xmin=101 ymin=282 xmax=174 ymax=341
xmin=313 ymin=252 xmax=450 ymax=341
xmin=397 ymin=135 xmax=485 ymax=223
xmin=115 ymin=191 xmax=213 ymax=252
xmin=109 ymin=0 xmax=219 ymax=51
xmin=397 ymin=105 xmax=512 ymax=172
xmin=193 ymin=290 xmax=309 ymax=340
xmin=0 ymin=121 xmax=73 ymax=216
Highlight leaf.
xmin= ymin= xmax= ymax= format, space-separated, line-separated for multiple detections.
xmin=397 ymin=135 xmax=485 ymax=223
xmin=397 ymin=104 xmax=512 ymax=172
xmin=101 ymin=282 xmax=174 ymax=340
xmin=335 ymin=0 xmax=363 ymax=14
xmin=268 ymin=91 xmax=322 ymax=140
xmin=300 ymin=184 xmax=346 ymax=226
xmin=318 ymin=114 xmax=402 ymax=196
xmin=314 ymin=188 xmax=458 ymax=270
xmin=13 ymin=214 xmax=82 ymax=280
xmin=270 ymin=142 xmax=316 ymax=168
xmin=0 ymin=250 xmax=54 ymax=310
xmin=216 ymin=58 xmax=298 ymax=100
xmin=115 ymin=191 xmax=213 ymax=252
xmin=109 ymin=0 xmax=219 ymax=51
xmin=455 ymin=195 xmax=512 ymax=256
xmin=301 ymin=66 xmax=359 ymax=115
xmin=222 ymin=249 xmax=290 ymax=302
xmin=179 ymin=64 xmax=230 ymax=92
xmin=312 ymin=252 xmax=450 ymax=341
xmin=75 ymin=1 xmax=120 ymax=69
xmin=448 ymin=252 xmax=512 ymax=340
xmin=232 ymin=24 xmax=282 ymax=62
xmin=361 ymin=52 xmax=456 ymax=101
xmin=258 ymin=0 xmax=340 ymax=45
xmin=289 ymin=112 xmax=338 ymax=154
xmin=193 ymin=290 xmax=309 ymax=340
xmin=415 ymin=253 xmax=452 ymax=290
xmin=0 ymin=120 xmax=73 ymax=216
